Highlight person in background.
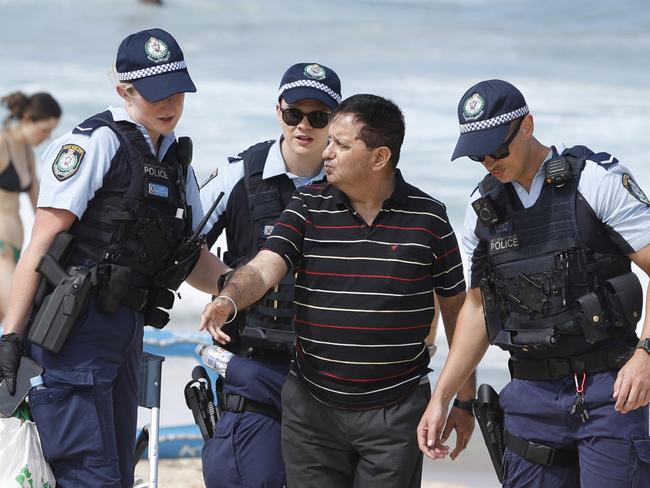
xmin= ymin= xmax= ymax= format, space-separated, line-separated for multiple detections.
xmin=201 ymin=94 xmax=475 ymax=488
xmin=0 ymin=28 xmax=228 ymax=487
xmin=199 ymin=62 xmax=341 ymax=488
xmin=419 ymin=79 xmax=650 ymax=487
xmin=0 ymin=92 xmax=61 ymax=322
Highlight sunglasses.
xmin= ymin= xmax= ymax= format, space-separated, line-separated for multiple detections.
xmin=469 ymin=118 xmax=523 ymax=163
xmin=280 ymin=106 xmax=331 ymax=129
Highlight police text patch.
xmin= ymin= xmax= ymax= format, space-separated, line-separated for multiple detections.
xmin=622 ymin=173 xmax=650 ymax=206
xmin=52 ymin=144 xmax=85 ymax=181
xmin=490 ymin=235 xmax=520 ymax=254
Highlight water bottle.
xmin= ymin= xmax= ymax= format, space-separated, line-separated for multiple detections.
xmin=30 ymin=375 xmax=46 ymax=391
xmin=195 ymin=344 xmax=234 ymax=377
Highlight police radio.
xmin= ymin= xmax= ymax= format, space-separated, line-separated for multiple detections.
xmin=472 ymin=195 xmax=499 ymax=227
xmin=544 ymin=157 xmax=573 ymax=187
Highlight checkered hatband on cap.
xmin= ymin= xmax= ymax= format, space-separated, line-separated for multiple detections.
xmin=117 ymin=60 xmax=187 ymax=81
xmin=459 ymin=106 xmax=529 ymax=134
xmin=278 ymin=79 xmax=342 ymax=105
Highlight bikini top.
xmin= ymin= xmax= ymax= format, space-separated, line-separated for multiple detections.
xmin=0 ymin=138 xmax=32 ymax=193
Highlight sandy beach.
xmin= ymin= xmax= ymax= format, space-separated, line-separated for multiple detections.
xmin=134 ymin=459 xmax=468 ymax=488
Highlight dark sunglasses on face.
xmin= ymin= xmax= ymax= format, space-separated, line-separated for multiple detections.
xmin=469 ymin=118 xmax=523 ymax=163
xmin=280 ymin=106 xmax=332 ymax=129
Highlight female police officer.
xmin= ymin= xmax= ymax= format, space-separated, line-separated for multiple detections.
xmin=0 ymin=28 xmax=228 ymax=487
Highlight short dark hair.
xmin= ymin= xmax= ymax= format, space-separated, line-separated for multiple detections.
xmin=334 ymin=94 xmax=405 ymax=168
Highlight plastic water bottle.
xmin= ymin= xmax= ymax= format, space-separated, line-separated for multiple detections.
xmin=30 ymin=375 xmax=46 ymax=390
xmin=195 ymin=344 xmax=234 ymax=377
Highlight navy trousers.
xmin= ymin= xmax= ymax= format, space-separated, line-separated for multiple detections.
xmin=202 ymin=356 xmax=289 ymax=488
xmin=28 ymin=297 xmax=143 ymax=488
xmin=501 ymin=371 xmax=650 ymax=487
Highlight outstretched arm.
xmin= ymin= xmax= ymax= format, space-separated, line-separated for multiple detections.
xmin=199 ymin=249 xmax=288 ymax=343
xmin=185 ymin=246 xmax=230 ymax=295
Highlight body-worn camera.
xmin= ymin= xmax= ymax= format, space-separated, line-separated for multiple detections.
xmin=472 ymin=195 xmax=500 ymax=227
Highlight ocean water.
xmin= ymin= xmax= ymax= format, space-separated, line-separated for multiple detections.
xmin=2 ymin=1 xmax=649 ymax=486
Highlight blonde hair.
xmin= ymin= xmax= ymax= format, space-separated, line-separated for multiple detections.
xmin=110 ymin=60 xmax=138 ymax=96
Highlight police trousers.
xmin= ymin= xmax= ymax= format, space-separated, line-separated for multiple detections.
xmin=28 ymin=296 xmax=143 ymax=488
xmin=202 ymin=356 xmax=289 ymax=488
xmin=281 ymin=372 xmax=430 ymax=488
xmin=501 ymin=371 xmax=650 ymax=487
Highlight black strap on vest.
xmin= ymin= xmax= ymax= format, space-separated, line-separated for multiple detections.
xmin=506 ymin=431 xmax=578 ymax=467
xmin=242 ymin=140 xmax=287 ymax=256
xmin=508 ymin=345 xmax=633 ymax=381
xmin=224 ymin=394 xmax=281 ymax=422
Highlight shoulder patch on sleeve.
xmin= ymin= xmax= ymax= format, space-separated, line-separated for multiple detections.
xmin=622 ymin=173 xmax=650 ymax=206
xmin=52 ymin=144 xmax=85 ymax=181
xmin=588 ymin=151 xmax=619 ymax=169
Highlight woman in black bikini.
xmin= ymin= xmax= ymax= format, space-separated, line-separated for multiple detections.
xmin=0 ymin=92 xmax=61 ymax=322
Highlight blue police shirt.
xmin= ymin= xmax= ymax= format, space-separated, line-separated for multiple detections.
xmin=39 ymin=106 xmax=204 ymax=229
xmin=200 ymin=138 xmax=325 ymax=238
xmin=462 ymin=144 xmax=650 ymax=287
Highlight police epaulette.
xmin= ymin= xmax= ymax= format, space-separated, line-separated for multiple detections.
xmin=588 ymin=152 xmax=619 ymax=169
xmin=72 ymin=110 xmax=113 ymax=136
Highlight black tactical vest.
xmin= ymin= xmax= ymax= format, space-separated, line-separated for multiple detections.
xmin=475 ymin=146 xmax=642 ymax=357
xmin=223 ymin=141 xmax=299 ymax=356
xmin=67 ymin=111 xmax=193 ymax=310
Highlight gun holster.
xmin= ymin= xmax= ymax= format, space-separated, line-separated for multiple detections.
xmin=184 ymin=367 xmax=219 ymax=442
xmin=473 ymin=384 xmax=506 ymax=483
xmin=28 ymin=254 xmax=93 ymax=354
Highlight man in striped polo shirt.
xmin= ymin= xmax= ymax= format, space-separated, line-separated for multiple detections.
xmin=201 ymin=94 xmax=475 ymax=487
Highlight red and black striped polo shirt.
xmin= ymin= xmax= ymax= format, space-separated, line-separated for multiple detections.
xmin=264 ymin=170 xmax=465 ymax=408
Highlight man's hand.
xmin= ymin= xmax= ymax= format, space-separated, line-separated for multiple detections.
xmin=443 ymin=403 xmax=475 ymax=460
xmin=0 ymin=333 xmax=24 ymax=395
xmin=199 ymin=297 xmax=235 ymax=345
xmin=613 ymin=348 xmax=650 ymax=413
xmin=417 ymin=397 xmax=450 ymax=460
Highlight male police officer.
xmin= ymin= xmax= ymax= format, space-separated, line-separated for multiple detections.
xmin=199 ymin=63 xmax=341 ymax=488
xmin=418 ymin=79 xmax=650 ymax=487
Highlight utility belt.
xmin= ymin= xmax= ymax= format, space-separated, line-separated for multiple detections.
xmin=508 ymin=345 xmax=634 ymax=381
xmin=28 ymin=232 xmax=175 ymax=354
xmin=89 ymin=263 xmax=175 ymax=328
xmin=223 ymin=393 xmax=281 ymax=422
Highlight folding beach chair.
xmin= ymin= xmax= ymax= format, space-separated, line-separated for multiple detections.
xmin=134 ymin=351 xmax=165 ymax=488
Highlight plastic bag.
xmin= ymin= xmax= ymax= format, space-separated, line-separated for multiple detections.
xmin=0 ymin=417 xmax=56 ymax=487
